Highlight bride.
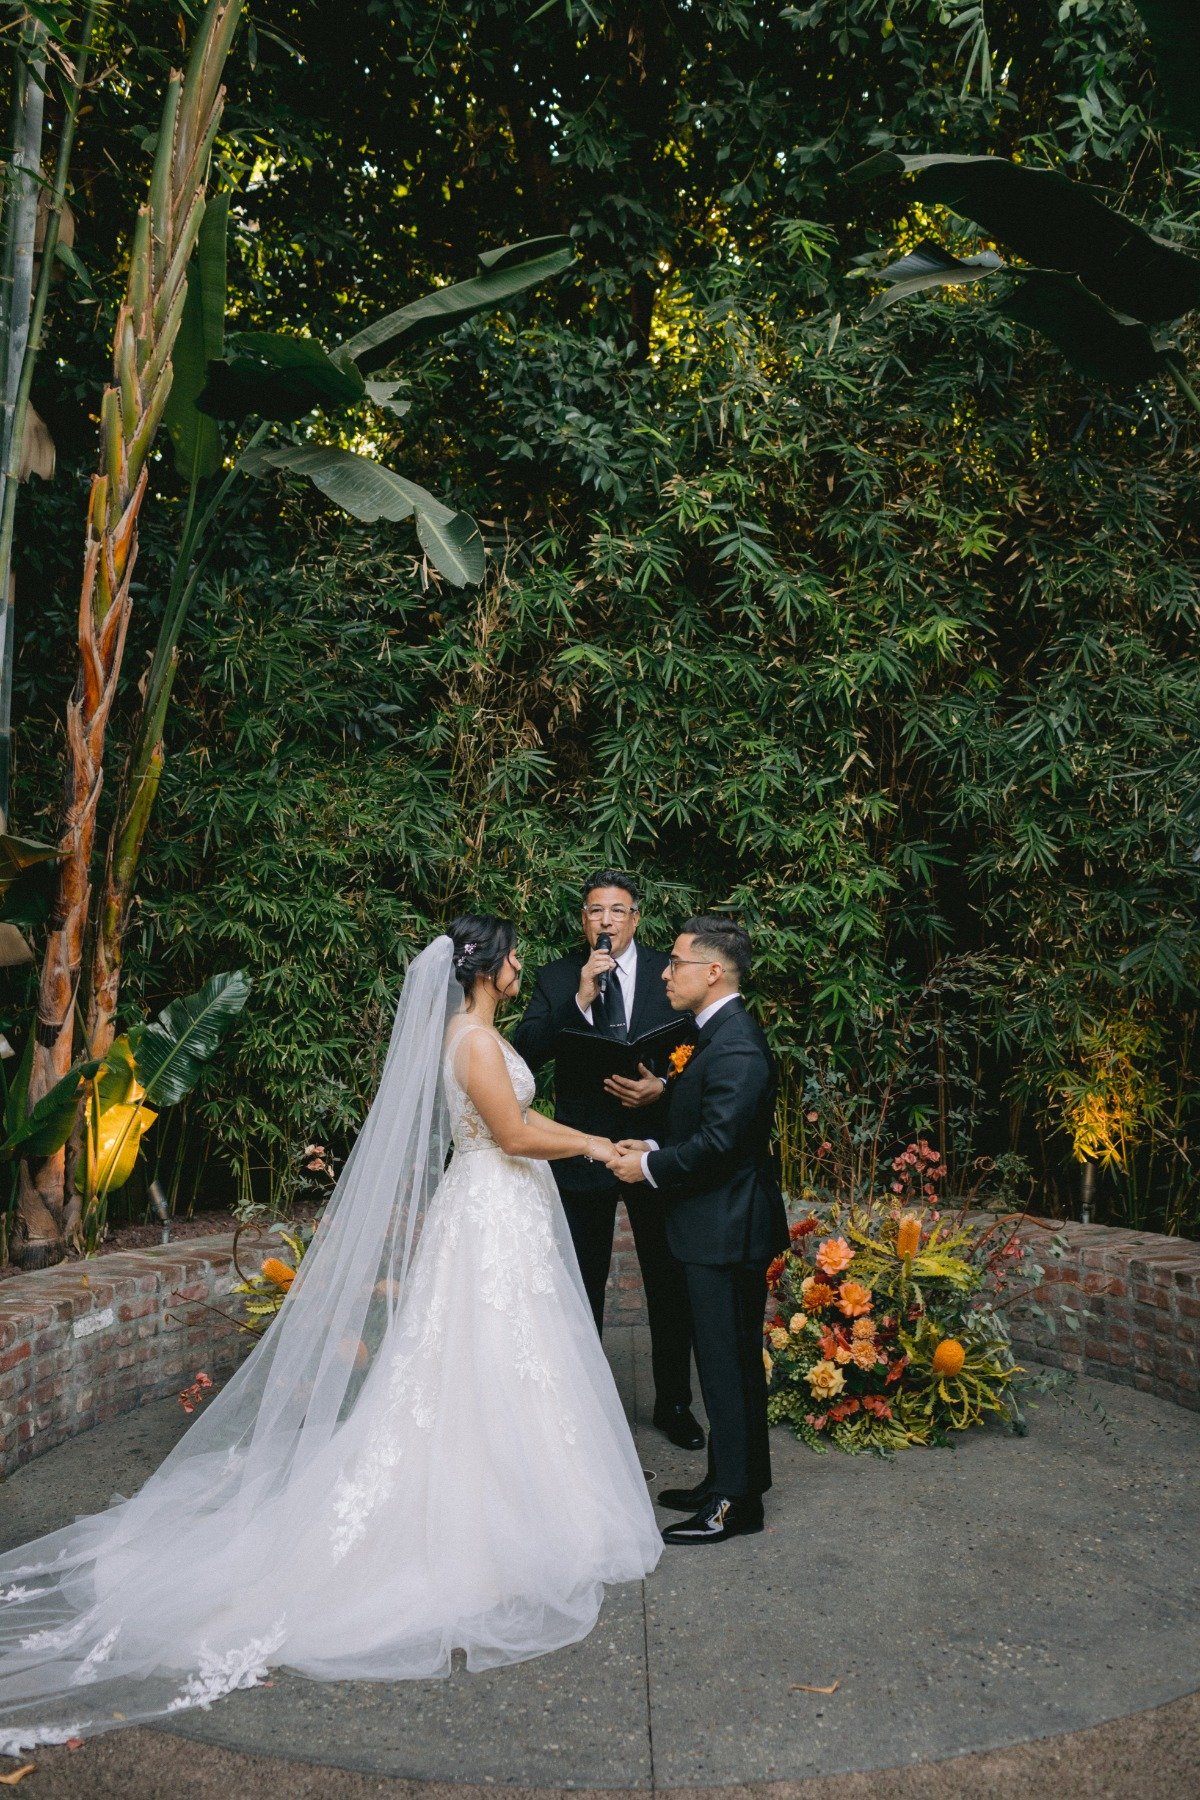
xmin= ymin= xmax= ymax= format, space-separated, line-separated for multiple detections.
xmin=0 ymin=918 xmax=662 ymax=1753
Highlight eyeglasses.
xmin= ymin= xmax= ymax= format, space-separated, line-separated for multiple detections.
xmin=584 ymin=904 xmax=635 ymax=920
xmin=666 ymin=955 xmax=718 ymax=972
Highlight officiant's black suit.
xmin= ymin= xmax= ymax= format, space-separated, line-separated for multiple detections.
xmin=512 ymin=945 xmax=695 ymax=1412
xmin=646 ymin=998 xmax=788 ymax=1500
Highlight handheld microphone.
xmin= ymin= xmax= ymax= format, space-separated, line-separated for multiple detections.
xmin=595 ymin=931 xmax=612 ymax=999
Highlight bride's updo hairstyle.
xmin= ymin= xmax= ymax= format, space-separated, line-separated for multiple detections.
xmin=448 ymin=913 xmax=517 ymax=999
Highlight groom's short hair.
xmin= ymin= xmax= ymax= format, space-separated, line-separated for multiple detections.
xmin=683 ymin=915 xmax=751 ymax=982
xmin=581 ymin=869 xmax=640 ymax=906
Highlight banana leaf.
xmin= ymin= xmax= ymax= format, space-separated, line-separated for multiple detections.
xmin=125 ymin=969 xmax=251 ymax=1108
xmin=850 ymin=152 xmax=1200 ymax=325
xmin=163 ymin=192 xmax=229 ymax=479
xmin=0 ymin=1058 xmax=102 ymax=1160
xmin=998 ymin=272 xmax=1171 ymax=388
xmin=863 ymin=240 xmax=1004 ymax=319
xmin=335 ymin=236 xmax=574 ymax=371
xmin=198 ymin=330 xmax=365 ymax=422
xmin=242 ymin=446 xmax=485 ymax=585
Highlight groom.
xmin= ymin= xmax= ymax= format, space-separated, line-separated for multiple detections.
xmin=612 ymin=916 xmax=787 ymax=1545
xmin=513 ymin=870 xmax=703 ymax=1452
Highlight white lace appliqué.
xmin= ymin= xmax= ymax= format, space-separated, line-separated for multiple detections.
xmin=165 ymin=1619 xmax=286 ymax=1713
xmin=70 ymin=1627 xmax=120 ymax=1687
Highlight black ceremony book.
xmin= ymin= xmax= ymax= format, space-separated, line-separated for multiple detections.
xmin=553 ymin=1016 xmax=698 ymax=1098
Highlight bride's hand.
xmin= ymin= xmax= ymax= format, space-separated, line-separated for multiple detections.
xmin=585 ymin=1135 xmax=618 ymax=1167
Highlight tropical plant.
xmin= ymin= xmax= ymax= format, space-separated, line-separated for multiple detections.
xmin=76 ymin=968 xmax=251 ymax=1250
xmin=86 ymin=217 xmax=574 ymax=1071
xmin=16 ymin=0 xmax=245 ymax=1266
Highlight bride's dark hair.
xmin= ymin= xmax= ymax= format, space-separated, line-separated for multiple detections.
xmin=447 ymin=914 xmax=517 ymax=997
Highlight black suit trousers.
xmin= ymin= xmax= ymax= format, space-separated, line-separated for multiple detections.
xmin=560 ymin=1185 xmax=693 ymax=1410
xmin=683 ymin=1260 xmax=772 ymax=1499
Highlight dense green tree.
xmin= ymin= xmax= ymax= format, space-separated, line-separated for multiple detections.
xmin=6 ymin=0 xmax=1200 ymax=1235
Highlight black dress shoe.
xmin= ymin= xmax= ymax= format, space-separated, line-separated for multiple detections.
xmin=661 ymin=1495 xmax=764 ymax=1546
xmin=656 ymin=1479 xmax=713 ymax=1512
xmin=653 ymin=1403 xmax=705 ymax=1451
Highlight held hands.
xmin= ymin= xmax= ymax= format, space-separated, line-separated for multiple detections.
xmin=612 ymin=1139 xmax=650 ymax=1184
xmin=576 ymin=945 xmax=617 ymax=1010
xmin=603 ymin=1061 xmax=667 ymax=1109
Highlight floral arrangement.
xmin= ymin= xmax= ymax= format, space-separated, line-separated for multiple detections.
xmin=667 ymin=1042 xmax=695 ymax=1078
xmin=764 ymin=1139 xmax=1037 ymax=1454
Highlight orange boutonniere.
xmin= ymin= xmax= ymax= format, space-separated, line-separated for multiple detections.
xmin=667 ymin=1042 xmax=695 ymax=1077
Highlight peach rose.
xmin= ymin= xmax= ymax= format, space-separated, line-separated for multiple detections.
xmin=805 ymin=1359 xmax=846 ymax=1400
xmin=836 ymin=1279 xmax=873 ymax=1319
xmin=815 ymin=1236 xmax=854 ymax=1278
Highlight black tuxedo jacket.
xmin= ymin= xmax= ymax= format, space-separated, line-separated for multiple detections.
xmin=646 ymin=997 xmax=788 ymax=1267
xmin=512 ymin=943 xmax=676 ymax=1194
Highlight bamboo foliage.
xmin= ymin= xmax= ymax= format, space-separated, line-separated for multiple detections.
xmin=19 ymin=0 xmax=244 ymax=1265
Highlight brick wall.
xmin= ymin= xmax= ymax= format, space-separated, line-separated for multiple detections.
xmin=609 ymin=1208 xmax=1200 ymax=1414
xmin=1009 ymin=1218 xmax=1200 ymax=1410
xmin=3 ymin=1213 xmax=1196 ymax=1481
xmin=0 ymin=1235 xmax=266 ymax=1479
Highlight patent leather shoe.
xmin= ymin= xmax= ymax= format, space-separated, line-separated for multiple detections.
xmin=653 ymin=1402 xmax=706 ymax=1451
xmin=661 ymin=1495 xmax=764 ymax=1546
xmin=656 ymin=1479 xmax=713 ymax=1512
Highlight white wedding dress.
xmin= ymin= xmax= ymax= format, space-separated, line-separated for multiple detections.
xmin=0 ymin=942 xmax=661 ymax=1753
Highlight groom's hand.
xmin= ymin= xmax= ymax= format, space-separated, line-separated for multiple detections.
xmin=612 ymin=1146 xmax=648 ymax=1184
xmin=604 ymin=1062 xmax=666 ymax=1108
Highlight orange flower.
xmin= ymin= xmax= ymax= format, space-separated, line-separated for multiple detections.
xmin=836 ymin=1279 xmax=873 ymax=1319
xmin=815 ymin=1236 xmax=854 ymax=1278
xmin=766 ymin=1255 xmax=788 ymax=1289
xmin=851 ymin=1316 xmax=876 ymax=1341
xmin=828 ymin=1398 xmax=861 ymax=1423
xmin=788 ymin=1312 xmax=808 ymax=1334
xmin=932 ymin=1338 xmax=966 ymax=1376
xmin=895 ymin=1214 xmax=922 ymax=1260
xmin=885 ymin=1355 xmax=908 ymax=1385
xmin=789 ymin=1215 xmax=819 ymax=1241
xmin=668 ymin=1043 xmax=695 ymax=1076
xmin=800 ymin=1276 xmax=835 ymax=1312
xmin=862 ymin=1393 xmax=893 ymax=1419
xmin=768 ymin=1326 xmax=790 ymax=1350
xmin=851 ymin=1338 xmax=881 ymax=1371
xmin=261 ymin=1257 xmax=296 ymax=1290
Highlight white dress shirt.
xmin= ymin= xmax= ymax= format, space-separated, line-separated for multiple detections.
xmin=577 ymin=939 xmax=638 ymax=1027
xmin=640 ymin=991 xmax=740 ymax=1186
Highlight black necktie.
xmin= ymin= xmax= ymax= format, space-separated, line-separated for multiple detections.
xmin=596 ymin=963 xmax=628 ymax=1040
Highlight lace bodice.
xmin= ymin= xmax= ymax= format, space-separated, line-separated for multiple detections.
xmin=443 ymin=1021 xmax=535 ymax=1153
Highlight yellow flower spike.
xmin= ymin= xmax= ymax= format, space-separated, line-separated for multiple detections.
xmin=896 ymin=1214 xmax=922 ymax=1260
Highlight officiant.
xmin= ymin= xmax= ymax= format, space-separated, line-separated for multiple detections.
xmin=513 ymin=870 xmax=703 ymax=1451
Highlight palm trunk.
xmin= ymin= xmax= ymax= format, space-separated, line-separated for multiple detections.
xmin=17 ymin=0 xmax=243 ymax=1267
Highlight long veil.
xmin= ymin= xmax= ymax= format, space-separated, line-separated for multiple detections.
xmin=0 ymin=935 xmax=461 ymax=1752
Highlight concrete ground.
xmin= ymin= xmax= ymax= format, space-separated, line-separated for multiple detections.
xmin=1 ymin=1327 xmax=1197 ymax=1798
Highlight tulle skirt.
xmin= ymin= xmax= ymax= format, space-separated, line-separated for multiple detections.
xmin=0 ymin=1148 xmax=662 ymax=1749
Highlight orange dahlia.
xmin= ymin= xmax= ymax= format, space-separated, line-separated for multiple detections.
xmin=836 ymin=1279 xmax=873 ymax=1319
xmin=851 ymin=1316 xmax=876 ymax=1341
xmin=851 ymin=1338 xmax=880 ymax=1371
xmin=800 ymin=1276 xmax=836 ymax=1311
xmin=815 ymin=1236 xmax=854 ymax=1277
